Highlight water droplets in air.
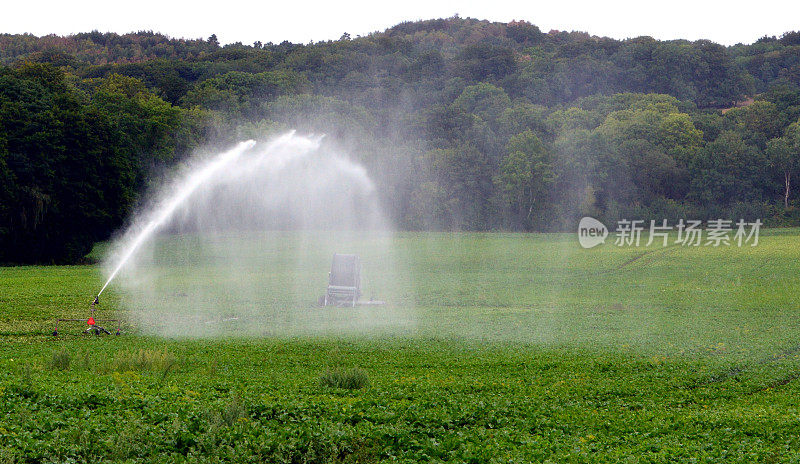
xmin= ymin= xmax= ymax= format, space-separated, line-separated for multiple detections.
xmin=101 ymin=131 xmax=411 ymax=337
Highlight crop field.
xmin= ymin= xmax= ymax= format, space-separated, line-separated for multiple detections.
xmin=2 ymin=230 xmax=800 ymax=462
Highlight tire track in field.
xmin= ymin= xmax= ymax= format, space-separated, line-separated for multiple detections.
xmin=607 ymin=245 xmax=800 ymax=393
xmin=574 ymin=243 xmax=682 ymax=279
xmin=690 ymin=342 xmax=800 ymax=390
xmin=615 ymin=244 xmax=682 ymax=271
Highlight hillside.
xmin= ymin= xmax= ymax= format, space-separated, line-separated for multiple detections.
xmin=2 ymin=17 xmax=800 ymax=262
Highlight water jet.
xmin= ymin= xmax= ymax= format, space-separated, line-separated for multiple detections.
xmin=96 ymin=131 xmax=407 ymax=337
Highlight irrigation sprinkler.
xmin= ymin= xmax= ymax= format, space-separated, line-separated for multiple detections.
xmin=53 ymin=295 xmax=120 ymax=336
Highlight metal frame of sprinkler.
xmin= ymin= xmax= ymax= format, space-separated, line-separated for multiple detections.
xmin=320 ymin=254 xmax=386 ymax=308
xmin=54 ymin=295 xmax=120 ymax=336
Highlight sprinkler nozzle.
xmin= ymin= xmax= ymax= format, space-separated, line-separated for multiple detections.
xmin=92 ymin=295 xmax=99 ymax=306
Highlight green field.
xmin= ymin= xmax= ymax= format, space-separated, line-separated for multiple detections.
xmin=2 ymin=231 xmax=800 ymax=462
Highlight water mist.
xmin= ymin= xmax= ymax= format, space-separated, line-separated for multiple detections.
xmin=102 ymin=131 xmax=413 ymax=337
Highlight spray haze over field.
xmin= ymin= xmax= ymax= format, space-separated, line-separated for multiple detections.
xmin=97 ymin=131 xmax=800 ymax=357
xmin=103 ymin=131 xmax=412 ymax=337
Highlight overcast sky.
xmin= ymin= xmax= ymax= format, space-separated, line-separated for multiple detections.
xmin=2 ymin=0 xmax=799 ymax=46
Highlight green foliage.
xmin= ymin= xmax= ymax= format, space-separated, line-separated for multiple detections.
xmin=496 ymin=130 xmax=555 ymax=228
xmin=454 ymin=43 xmax=517 ymax=82
xmin=692 ymin=130 xmax=769 ymax=205
xmin=451 ymin=83 xmax=511 ymax=124
xmin=0 ymin=64 xmax=196 ymax=263
xmin=425 ymin=143 xmax=493 ymax=229
xmin=90 ymin=73 xmax=184 ymax=164
xmin=180 ymin=70 xmax=309 ymax=118
xmin=766 ymin=121 xmax=800 ymax=207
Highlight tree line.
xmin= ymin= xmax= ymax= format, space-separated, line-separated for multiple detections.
xmin=1 ymin=16 xmax=800 ymax=262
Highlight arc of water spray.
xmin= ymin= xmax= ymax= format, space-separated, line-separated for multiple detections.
xmin=96 ymin=139 xmax=258 ymax=298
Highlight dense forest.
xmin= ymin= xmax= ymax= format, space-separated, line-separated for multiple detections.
xmin=2 ymin=17 xmax=800 ymax=263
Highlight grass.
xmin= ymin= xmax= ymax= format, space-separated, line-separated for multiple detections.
xmin=1 ymin=230 xmax=800 ymax=461
xmin=319 ymin=367 xmax=369 ymax=390
xmin=48 ymin=349 xmax=71 ymax=371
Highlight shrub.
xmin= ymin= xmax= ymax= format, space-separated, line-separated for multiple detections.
xmin=319 ymin=367 xmax=369 ymax=390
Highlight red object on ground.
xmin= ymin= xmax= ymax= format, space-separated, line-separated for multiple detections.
xmin=87 ymin=317 xmax=95 ymax=326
